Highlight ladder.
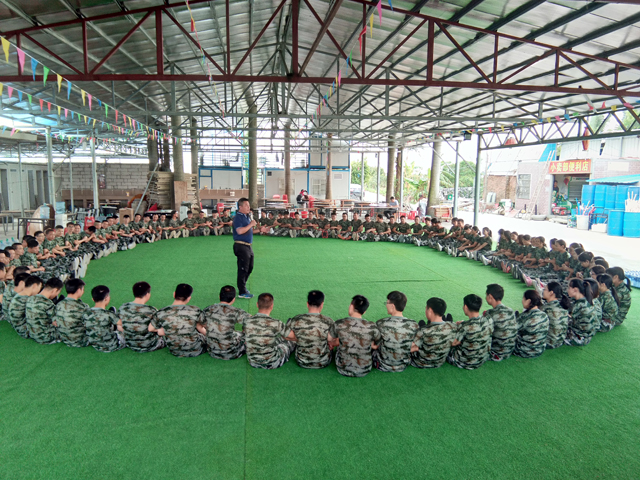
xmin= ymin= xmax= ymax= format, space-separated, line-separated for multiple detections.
xmin=523 ymin=148 xmax=555 ymax=219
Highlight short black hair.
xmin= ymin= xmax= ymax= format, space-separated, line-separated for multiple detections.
xmin=386 ymin=291 xmax=407 ymax=312
xmin=55 ymin=225 xmax=64 ymax=230
xmin=133 ymin=281 xmax=151 ymax=299
xmin=65 ymin=278 xmax=86 ymax=295
xmin=25 ymin=276 xmax=43 ymax=289
xmin=34 ymin=230 xmax=44 ymax=237
xmin=426 ymin=297 xmax=447 ymax=317
xmin=88 ymin=226 xmax=96 ymax=233
xmin=45 ymin=278 xmax=63 ymax=290
xmin=351 ymin=295 xmax=369 ymax=315
xmin=219 ymin=285 xmax=236 ymax=303
xmin=14 ymin=272 xmax=31 ymax=286
xmin=463 ymin=294 xmax=482 ymax=313
xmin=523 ymin=290 xmax=543 ymax=309
xmin=91 ymin=285 xmax=110 ymax=302
xmin=175 ymin=283 xmax=193 ymax=301
xmin=486 ymin=284 xmax=504 ymax=302
xmin=123 ymin=214 xmax=130 ymax=219
xmin=578 ymin=252 xmax=594 ymax=263
xmin=238 ymin=197 xmax=250 ymax=207
xmin=13 ymin=266 xmax=29 ymax=276
xmin=307 ymin=290 xmax=325 ymax=307
xmin=257 ymin=292 xmax=274 ymax=310
xmin=26 ymin=239 xmax=39 ymax=249
xmin=186 ymin=210 xmax=193 ymax=214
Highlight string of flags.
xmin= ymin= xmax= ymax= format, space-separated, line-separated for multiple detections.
xmin=0 ymin=36 xmax=188 ymax=147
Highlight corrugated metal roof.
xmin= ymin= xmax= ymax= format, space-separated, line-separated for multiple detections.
xmin=588 ymin=174 xmax=640 ymax=185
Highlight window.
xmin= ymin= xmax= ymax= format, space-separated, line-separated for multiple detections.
xmin=516 ymin=174 xmax=531 ymax=199
xmin=311 ymin=178 xmax=326 ymax=196
xmin=278 ymin=178 xmax=295 ymax=192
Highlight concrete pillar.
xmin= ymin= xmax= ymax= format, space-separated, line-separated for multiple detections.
xmin=284 ymin=121 xmax=292 ymax=203
xmin=17 ymin=144 xmax=25 ymax=217
xmin=148 ymin=136 xmax=158 ymax=171
xmin=172 ymin=116 xmax=184 ymax=181
xmin=162 ymin=136 xmax=171 ymax=171
xmin=248 ymin=99 xmax=258 ymax=208
xmin=473 ymin=135 xmax=482 ymax=227
xmin=325 ymin=133 xmax=333 ymax=200
xmin=360 ymin=152 xmax=365 ymax=201
xmin=190 ymin=117 xmax=198 ymax=175
xmin=398 ymin=147 xmax=404 ymax=209
xmin=427 ymin=140 xmax=442 ymax=209
xmin=453 ymin=141 xmax=460 ymax=217
xmin=46 ymin=126 xmax=55 ymax=205
xmin=386 ymin=134 xmax=395 ymax=203
xmin=91 ymin=134 xmax=99 ymax=210
xmin=376 ymin=153 xmax=380 ymax=203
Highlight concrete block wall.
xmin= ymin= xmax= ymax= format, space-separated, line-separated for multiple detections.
xmin=58 ymin=163 xmax=149 ymax=191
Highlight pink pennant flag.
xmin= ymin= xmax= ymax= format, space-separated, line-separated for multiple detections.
xmin=88 ymin=94 xmax=92 ymax=110
xmin=10 ymin=128 xmax=16 ymax=136
xmin=338 ymin=70 xmax=342 ymax=87
xmin=601 ymin=102 xmax=606 ymax=109
xmin=7 ymin=86 xmax=12 ymax=98
xmin=377 ymin=0 xmax=383 ymax=25
xmin=623 ymin=102 xmax=633 ymax=108
xmin=16 ymin=48 xmax=25 ymax=73
xmin=64 ymin=108 xmax=68 ymax=118
xmin=555 ymin=115 xmax=561 ymax=122
xmin=115 ymin=110 xmax=119 ymax=122
xmin=47 ymin=102 xmax=51 ymax=112
xmin=358 ymin=27 xmax=367 ymax=52
xmin=39 ymin=99 xmax=43 ymax=110
xmin=488 ymin=127 xmax=492 ymax=133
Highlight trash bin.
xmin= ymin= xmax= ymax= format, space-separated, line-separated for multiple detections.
xmin=576 ymin=215 xmax=589 ymax=230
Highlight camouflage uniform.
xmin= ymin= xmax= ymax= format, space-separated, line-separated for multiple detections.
xmin=350 ymin=219 xmax=364 ymax=240
xmin=394 ymin=222 xmax=412 ymax=243
xmin=195 ymin=218 xmax=211 ymax=236
xmin=151 ymin=305 xmax=206 ymax=357
xmin=181 ymin=217 xmax=198 ymax=237
xmin=597 ymin=290 xmax=618 ymax=332
xmin=25 ymin=294 xmax=60 ymax=344
xmin=564 ymin=298 xmax=597 ymax=346
xmin=337 ymin=219 xmax=351 ymax=239
xmin=54 ymin=297 xmax=91 ymax=347
xmin=410 ymin=222 xmax=423 ymax=244
xmin=447 ymin=316 xmax=494 ymax=370
xmin=2 ymin=280 xmax=14 ymax=320
xmin=83 ymin=308 xmax=125 ymax=352
xmin=334 ymin=316 xmax=381 ymax=377
xmin=613 ymin=283 xmax=631 ymax=326
xmin=244 ymin=313 xmax=295 ymax=369
xmin=286 ymin=312 xmax=336 ymax=369
xmin=8 ymin=294 xmax=31 ymax=338
xmin=542 ymin=300 xmax=569 ymax=348
xmin=592 ymin=297 xmax=603 ymax=331
xmin=411 ymin=321 xmax=456 ymax=368
xmin=513 ymin=309 xmax=549 ymax=358
xmin=202 ymin=303 xmax=250 ymax=360
xmin=485 ymin=304 xmax=517 ymax=361
xmin=167 ymin=218 xmax=184 ymax=238
xmin=220 ymin=215 xmax=233 ymax=235
xmin=316 ymin=218 xmax=330 ymax=238
xmin=374 ymin=221 xmax=389 ymax=242
xmin=372 ymin=316 xmax=418 ymax=372
xmin=275 ymin=216 xmax=290 ymax=237
xmin=290 ymin=218 xmax=304 ymax=238
xmin=328 ymin=219 xmax=341 ymax=239
xmin=118 ymin=302 xmax=165 ymax=352
xmin=117 ymin=224 xmax=135 ymax=250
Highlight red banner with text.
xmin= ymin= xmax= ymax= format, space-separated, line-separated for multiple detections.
xmin=549 ymin=159 xmax=592 ymax=174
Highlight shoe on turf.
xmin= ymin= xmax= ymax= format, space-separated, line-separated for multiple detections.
xmin=238 ymin=292 xmax=254 ymax=299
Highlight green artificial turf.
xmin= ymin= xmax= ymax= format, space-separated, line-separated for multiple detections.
xmin=1 ymin=235 xmax=639 ymax=479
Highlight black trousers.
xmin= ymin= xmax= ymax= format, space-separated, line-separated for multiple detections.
xmin=233 ymin=243 xmax=254 ymax=294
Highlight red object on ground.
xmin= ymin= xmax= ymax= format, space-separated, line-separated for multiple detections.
xmin=84 ymin=216 xmax=95 ymax=231
xmin=308 ymin=195 xmax=315 ymax=208
xmin=301 ymin=211 xmax=309 ymax=219
xmin=217 ymin=202 xmax=224 ymax=213
xmin=148 ymin=203 xmax=158 ymax=211
xmin=407 ymin=211 xmax=417 ymax=220
xmin=282 ymin=194 xmax=288 ymax=202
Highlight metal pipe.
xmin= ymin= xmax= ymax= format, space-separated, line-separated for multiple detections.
xmin=69 ymin=150 xmax=74 ymax=213
xmin=376 ymin=153 xmax=380 ymax=203
xmin=91 ymin=133 xmax=99 ymax=211
xmin=473 ymin=134 xmax=482 ymax=226
xmin=17 ymin=143 xmax=24 ymax=217
xmin=46 ymin=126 xmax=55 ymax=206
xmin=386 ymin=134 xmax=395 ymax=202
xmin=453 ymin=141 xmax=460 ymax=217
xmin=398 ymin=147 xmax=404 ymax=210
xmin=326 ymin=133 xmax=333 ymax=200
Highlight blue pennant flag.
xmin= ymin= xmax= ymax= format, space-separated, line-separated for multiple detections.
xmin=30 ymin=58 xmax=38 ymax=81
xmin=563 ymin=114 xmax=571 ymax=121
xmin=18 ymin=90 xmax=22 ymax=101
xmin=67 ymin=81 xmax=72 ymax=100
xmin=388 ymin=0 xmax=393 ymax=11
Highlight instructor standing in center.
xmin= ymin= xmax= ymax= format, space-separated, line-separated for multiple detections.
xmin=232 ymin=198 xmax=257 ymax=299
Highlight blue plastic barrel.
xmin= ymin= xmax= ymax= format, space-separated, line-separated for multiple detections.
xmin=628 ymin=186 xmax=640 ymax=205
xmin=594 ymin=184 xmax=607 ymax=207
xmin=623 ymin=212 xmax=640 ymax=238
xmin=594 ymin=207 xmax=604 ymax=223
xmin=581 ymin=184 xmax=595 ymax=206
xmin=605 ymin=185 xmax=617 ymax=209
xmin=615 ymin=185 xmax=629 ymax=210
xmin=608 ymin=210 xmax=624 ymax=236
xmin=603 ymin=208 xmax=611 ymax=224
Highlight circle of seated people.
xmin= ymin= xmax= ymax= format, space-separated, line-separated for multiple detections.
xmin=1 ymin=209 xmax=632 ymax=377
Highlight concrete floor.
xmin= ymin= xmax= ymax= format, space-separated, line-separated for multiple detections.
xmin=458 ymin=211 xmax=640 ymax=271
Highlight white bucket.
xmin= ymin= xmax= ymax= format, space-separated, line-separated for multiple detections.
xmin=576 ymin=215 xmax=590 ymax=230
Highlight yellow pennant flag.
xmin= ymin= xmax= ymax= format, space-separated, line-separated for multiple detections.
xmin=370 ymin=14 xmax=373 ymax=37
xmin=1 ymin=37 xmax=10 ymax=62
xmin=57 ymin=106 xmax=61 ymax=116
xmin=93 ymin=119 xmax=96 ymax=127
xmin=0 ymin=83 xmax=3 ymax=95
xmin=84 ymin=115 xmax=88 ymax=124
xmin=81 ymin=90 xmax=86 ymax=105
xmin=612 ymin=105 xmax=617 ymax=112
xmin=57 ymin=74 xmax=62 ymax=92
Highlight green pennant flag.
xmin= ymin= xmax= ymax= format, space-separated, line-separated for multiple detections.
xmin=105 ymin=104 xmax=108 ymax=117
xmin=27 ymin=94 xmax=32 ymax=105
xmin=77 ymin=112 xmax=81 ymax=121
xmin=43 ymin=66 xmax=50 ymax=85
